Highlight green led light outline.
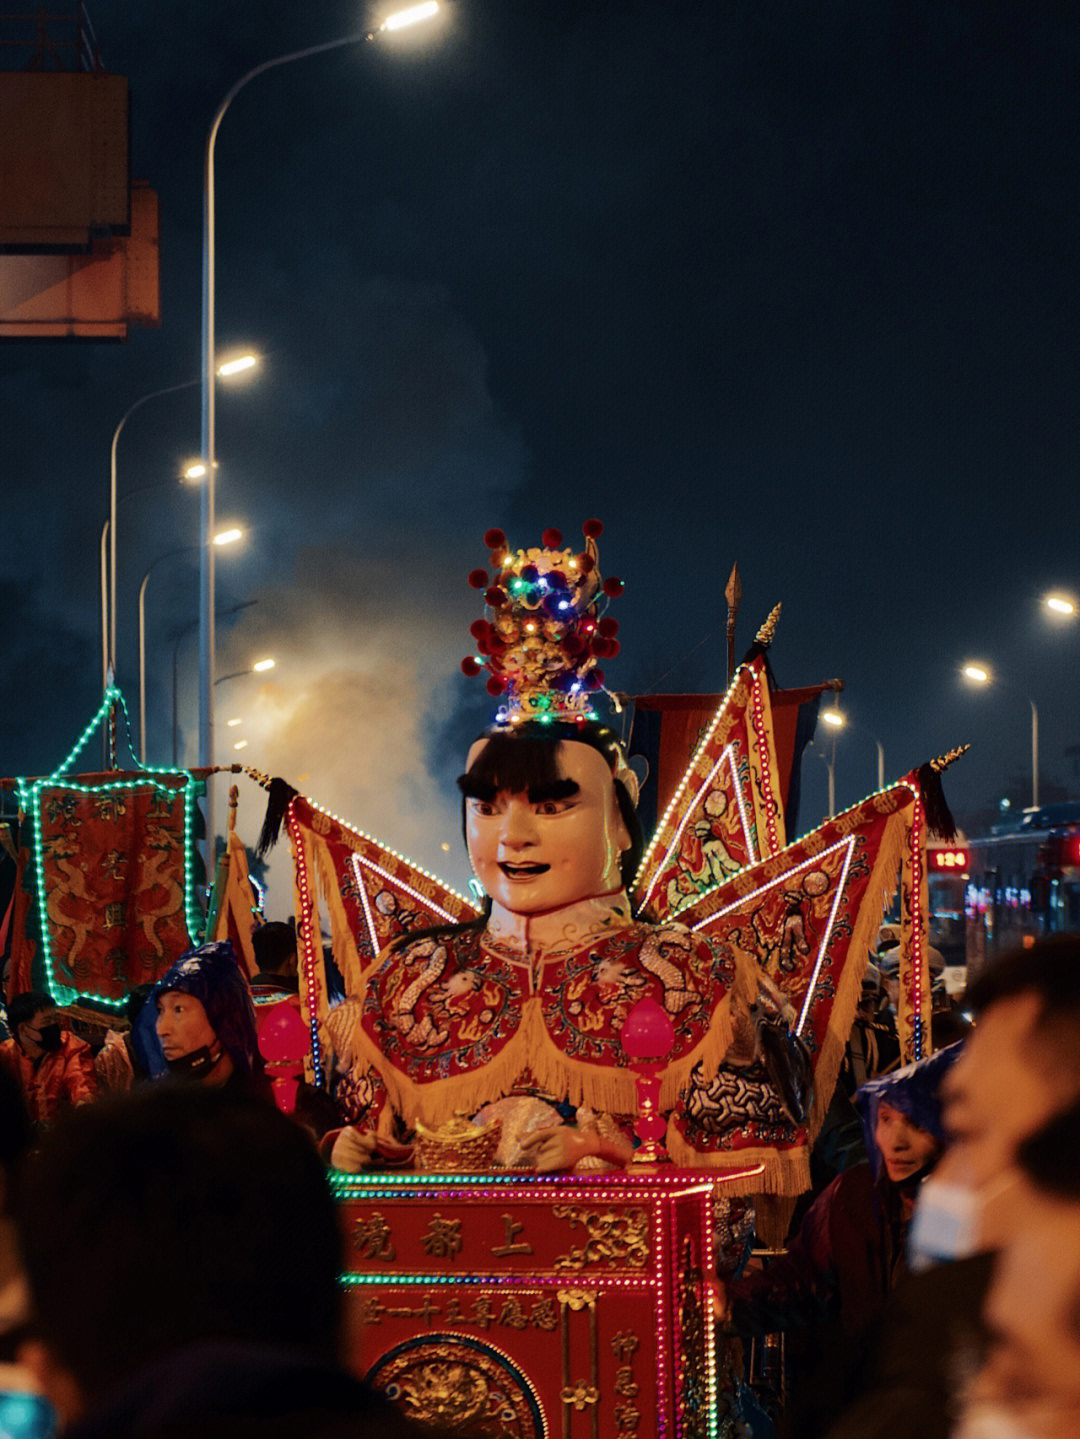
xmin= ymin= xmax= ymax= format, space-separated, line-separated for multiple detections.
xmin=15 ymin=687 xmax=201 ymax=1010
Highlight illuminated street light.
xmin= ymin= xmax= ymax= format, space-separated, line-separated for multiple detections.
xmin=962 ymin=662 xmax=1038 ymax=808
xmin=213 ymin=527 xmax=244 ymax=546
xmin=226 ymin=717 xmax=242 ymax=728
xmin=233 ymin=740 xmax=249 ymax=751
xmin=199 ymin=2 xmax=442 ymax=806
xmin=183 ymin=462 xmax=207 ymax=481
xmin=381 ymin=1 xmax=439 ymax=31
xmin=216 ymin=352 xmax=259 ymax=377
xmin=252 ymin=658 xmax=275 ymax=673
xmin=106 ymin=357 xmax=258 ymax=689
xmin=215 ymin=657 xmax=276 ymax=687
xmin=822 ymin=708 xmax=845 ymax=728
xmin=1044 ymin=593 xmax=1076 ymax=617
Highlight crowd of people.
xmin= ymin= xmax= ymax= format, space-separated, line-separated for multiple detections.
xmin=0 ymin=930 xmax=1076 ymax=1437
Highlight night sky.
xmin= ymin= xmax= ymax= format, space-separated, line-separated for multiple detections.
xmin=2 ymin=0 xmax=1078 ymax=906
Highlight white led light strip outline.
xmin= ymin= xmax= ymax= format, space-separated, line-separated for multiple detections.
xmin=350 ymin=853 xmax=469 ymax=959
xmin=639 ymin=745 xmax=756 ymax=913
xmin=632 ymin=670 xmax=745 ymax=892
xmin=688 ymin=834 xmax=857 ymax=1036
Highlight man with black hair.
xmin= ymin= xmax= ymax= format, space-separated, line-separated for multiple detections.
xmin=0 ymin=992 xmax=95 ymax=1126
xmin=14 ymin=1083 xmax=426 ymax=1438
xmin=826 ymin=933 xmax=1080 ymax=1439
xmin=250 ymin=921 xmax=299 ymax=995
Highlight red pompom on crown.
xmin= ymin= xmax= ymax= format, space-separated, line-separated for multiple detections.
xmin=461 ymin=520 xmax=624 ymax=725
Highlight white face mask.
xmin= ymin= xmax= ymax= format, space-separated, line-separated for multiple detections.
xmin=907 ymin=1176 xmax=985 ymax=1270
xmin=952 ymin=1400 xmax=1042 ymax=1439
xmin=907 ymin=1170 xmax=1016 ymax=1271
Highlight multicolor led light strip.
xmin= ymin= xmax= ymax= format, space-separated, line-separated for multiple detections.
xmin=286 ymin=806 xmax=324 ymax=1085
xmin=749 ymin=666 xmax=781 ymax=857
xmin=15 ymin=687 xmax=199 ymax=1009
xmin=909 ymin=786 xmax=926 ymax=1061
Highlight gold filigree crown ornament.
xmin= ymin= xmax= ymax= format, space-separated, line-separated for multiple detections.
xmin=461 ymin=520 xmax=624 ymax=727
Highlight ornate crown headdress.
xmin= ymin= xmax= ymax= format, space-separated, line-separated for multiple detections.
xmin=461 ymin=520 xmax=624 ymax=727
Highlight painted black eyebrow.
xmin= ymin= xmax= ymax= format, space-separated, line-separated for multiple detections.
xmin=457 ymin=774 xmax=497 ymax=801
xmin=526 ymin=779 xmax=579 ymax=804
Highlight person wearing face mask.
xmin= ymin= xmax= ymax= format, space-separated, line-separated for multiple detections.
xmin=950 ymin=1099 xmax=1080 ymax=1439
xmin=133 ymin=941 xmax=270 ymax=1099
xmin=719 ymin=1045 xmax=961 ymax=1439
xmin=0 ymin=991 xmax=96 ymax=1128
xmin=824 ymin=932 xmax=1080 ymax=1439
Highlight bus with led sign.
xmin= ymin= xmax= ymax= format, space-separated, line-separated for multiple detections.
xmin=955 ymin=802 xmax=1080 ymax=980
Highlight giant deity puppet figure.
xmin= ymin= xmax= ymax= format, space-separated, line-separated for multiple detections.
xmin=326 ymin=523 xmax=808 ymax=1183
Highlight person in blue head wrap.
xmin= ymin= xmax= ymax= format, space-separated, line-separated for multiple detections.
xmin=134 ymin=941 xmax=265 ymax=1095
xmin=721 ymin=1043 xmax=964 ymax=1438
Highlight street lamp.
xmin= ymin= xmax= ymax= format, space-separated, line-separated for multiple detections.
xmin=1044 ymin=593 xmax=1076 ymax=618
xmin=215 ymin=658 xmax=275 ymax=686
xmin=138 ymin=530 xmax=243 ymax=763
xmin=198 ymin=1 xmax=442 ymax=785
xmin=822 ymin=705 xmax=886 ymax=792
xmin=962 ymin=662 xmax=1039 ymax=809
xmin=103 ymin=356 xmax=258 ymax=690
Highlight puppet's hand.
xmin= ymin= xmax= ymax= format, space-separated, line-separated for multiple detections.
xmin=330 ymin=1127 xmax=379 ymax=1173
xmin=520 ymin=1125 xmax=599 ymax=1173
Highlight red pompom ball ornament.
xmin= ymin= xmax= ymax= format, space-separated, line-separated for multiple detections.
xmin=598 ymin=617 xmax=619 ymax=637
xmin=606 ymin=639 xmax=621 ymax=657
xmin=484 ymin=586 xmax=507 ymax=606
xmin=589 ymin=669 xmax=605 ymax=688
xmin=469 ymin=619 xmax=490 ymax=640
xmin=467 ymin=568 xmax=489 ymax=590
xmin=461 ymin=657 xmax=482 ymax=676
xmin=484 ymin=528 xmax=507 ymax=550
xmin=486 ymin=676 xmax=507 ymax=697
xmin=577 ymin=553 xmax=596 ymax=574
xmin=542 ymin=528 xmax=563 ymax=549
xmin=602 ymin=577 xmax=625 ymax=597
xmin=582 ymin=518 xmax=604 ymax=539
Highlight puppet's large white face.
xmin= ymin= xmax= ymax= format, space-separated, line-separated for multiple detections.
xmin=464 ymin=739 xmax=631 ymax=915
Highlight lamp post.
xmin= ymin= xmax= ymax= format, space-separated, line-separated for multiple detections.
xmin=820 ymin=707 xmax=843 ymax=818
xmin=172 ymin=601 xmax=257 ymax=765
xmin=198 ymin=1 xmax=442 ymax=781
xmin=962 ymin=663 xmax=1039 ymax=809
xmin=103 ymin=357 xmax=257 ymax=692
xmin=820 ymin=705 xmax=885 ymax=794
xmin=139 ymin=530 xmax=243 ymax=763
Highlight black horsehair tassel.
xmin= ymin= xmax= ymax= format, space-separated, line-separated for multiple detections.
xmin=916 ymin=744 xmax=970 ymax=841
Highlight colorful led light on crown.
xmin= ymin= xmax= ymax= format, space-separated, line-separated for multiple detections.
xmin=16 ymin=687 xmax=200 ymax=1009
xmin=461 ymin=521 xmax=623 ymax=724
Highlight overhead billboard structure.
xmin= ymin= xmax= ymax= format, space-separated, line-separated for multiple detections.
xmin=0 ymin=66 xmax=160 ymax=337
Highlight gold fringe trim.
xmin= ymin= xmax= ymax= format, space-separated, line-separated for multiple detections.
xmin=665 ymin=1126 xmax=811 ymax=1199
xmin=352 ymin=981 xmax=741 ymax=1133
xmin=752 ymin=1194 xmax=799 ymax=1250
xmin=806 ymin=805 xmax=910 ymax=1140
xmin=658 ymin=992 xmax=737 ymax=1112
xmin=312 ymin=836 xmax=366 ymax=997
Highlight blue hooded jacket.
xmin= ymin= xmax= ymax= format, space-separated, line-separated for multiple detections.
xmin=134 ymin=941 xmax=260 ymax=1080
xmin=855 ymin=1042 xmax=963 ymax=1181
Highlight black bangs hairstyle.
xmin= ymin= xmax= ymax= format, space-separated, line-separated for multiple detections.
xmin=458 ymin=720 xmax=644 ymax=894
xmin=389 ymin=721 xmax=644 ymax=953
